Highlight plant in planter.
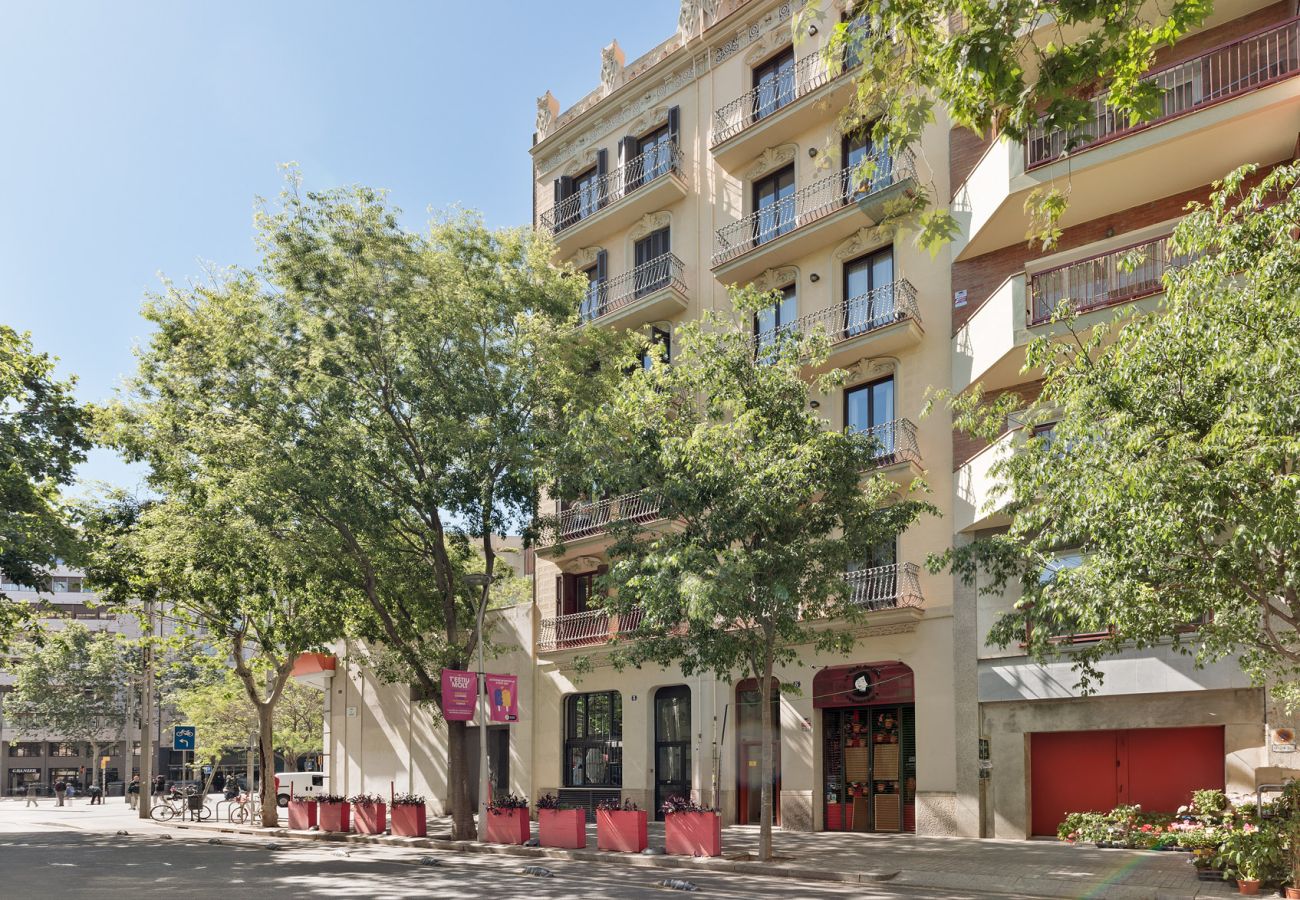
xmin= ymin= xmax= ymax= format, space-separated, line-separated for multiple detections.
xmin=286 ymin=793 xmax=318 ymax=830
xmin=390 ymin=792 xmax=428 ymax=838
xmin=661 ymin=796 xmax=721 ymax=858
xmin=349 ymin=793 xmax=387 ymax=835
xmin=1215 ymin=824 xmax=1286 ymax=895
xmin=486 ymin=794 xmax=530 ymax=845
xmin=596 ymin=798 xmax=647 ymax=853
xmin=1184 ymin=826 xmax=1225 ymax=879
xmin=317 ymin=793 xmax=351 ymax=833
xmin=536 ymin=793 xmax=585 ymax=849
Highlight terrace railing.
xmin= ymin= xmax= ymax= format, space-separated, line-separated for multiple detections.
xmin=754 ymin=279 xmax=920 ymax=352
xmin=1028 ymin=233 xmax=1197 ymax=324
xmin=844 ymin=562 xmax=923 ymax=611
xmin=581 ymin=253 xmax=687 ymax=322
xmin=538 ymin=606 xmax=645 ymax=652
xmin=539 ymin=142 xmax=686 ymax=235
xmin=543 ymin=490 xmax=662 ymax=546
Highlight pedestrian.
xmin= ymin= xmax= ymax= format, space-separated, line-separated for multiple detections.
xmin=24 ymin=783 xmax=38 ymax=807
xmin=54 ymin=779 xmax=65 ymax=807
xmin=153 ymin=774 xmax=165 ymax=797
xmin=64 ymin=781 xmax=75 ymax=806
xmin=88 ymin=782 xmax=103 ymax=805
xmin=127 ymin=775 xmax=140 ymax=809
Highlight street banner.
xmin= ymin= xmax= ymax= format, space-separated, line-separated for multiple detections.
xmin=440 ymin=668 xmax=477 ymax=721
xmin=486 ymin=673 xmax=519 ymax=722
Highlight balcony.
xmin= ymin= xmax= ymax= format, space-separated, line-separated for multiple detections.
xmin=756 ymin=278 xmax=923 ymax=367
xmin=954 ymin=428 xmax=1018 ymax=534
xmin=713 ymin=150 xmax=917 ymax=284
xmin=538 ymin=606 xmax=645 ymax=653
xmin=711 ymin=51 xmax=860 ymax=171
xmin=844 ymin=562 xmax=923 ymax=612
xmin=582 ymin=252 xmax=688 ymax=329
xmin=1027 ymin=233 xmax=1193 ymax=325
xmin=857 ymin=418 xmax=924 ymax=489
xmin=538 ymin=143 xmax=688 ymax=257
xmin=952 ymin=14 xmax=1300 ymax=260
xmin=538 ymin=489 xmax=662 ymax=552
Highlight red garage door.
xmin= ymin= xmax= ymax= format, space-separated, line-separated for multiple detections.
xmin=1030 ymin=726 xmax=1224 ymax=836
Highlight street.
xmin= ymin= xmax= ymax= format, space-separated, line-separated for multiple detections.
xmin=0 ymin=800 xmax=1046 ymax=899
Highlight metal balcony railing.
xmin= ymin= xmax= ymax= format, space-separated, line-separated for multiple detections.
xmin=543 ymin=489 xmax=662 ymax=546
xmin=853 ymin=418 xmax=921 ymax=468
xmin=538 ymin=606 xmax=645 ymax=652
xmin=1028 ymin=233 xmax=1198 ymax=324
xmin=539 ymin=143 xmax=686 ymax=235
xmin=754 ymin=279 xmax=920 ymax=351
xmin=1026 ymin=16 xmax=1300 ymax=168
xmin=581 ymin=253 xmax=687 ymax=322
xmin=712 ymin=51 xmax=855 ymax=146
xmin=712 ymin=150 xmax=914 ymax=267
xmin=844 ymin=562 xmax=923 ymax=611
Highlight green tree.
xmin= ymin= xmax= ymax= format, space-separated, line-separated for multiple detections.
xmin=104 ymin=174 xmax=625 ymax=839
xmin=580 ymin=289 xmax=932 ymax=860
xmin=0 ymin=326 xmax=92 ymax=645
xmin=938 ymin=164 xmax=1300 ymax=703
xmin=5 ymin=623 xmax=131 ymax=789
xmin=798 ymin=0 xmax=1211 ymax=249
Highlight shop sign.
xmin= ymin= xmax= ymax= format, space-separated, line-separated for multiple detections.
xmin=486 ymin=673 xmax=519 ymax=722
xmin=9 ymin=767 xmax=39 ymax=774
xmin=813 ymin=661 xmax=914 ymax=708
xmin=1272 ymin=726 xmax=1296 ymax=753
xmin=441 ymin=669 xmax=477 ymax=721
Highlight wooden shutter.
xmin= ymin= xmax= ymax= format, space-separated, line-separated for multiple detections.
xmin=667 ymin=106 xmax=680 ymax=147
xmin=595 ymin=149 xmax=608 ymax=208
xmin=561 ymin=573 xmax=578 ymax=615
xmin=595 ymin=249 xmax=607 ymax=282
xmin=554 ymin=176 xmax=572 ymax=204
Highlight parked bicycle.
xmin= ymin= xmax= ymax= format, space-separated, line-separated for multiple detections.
xmin=150 ymin=788 xmax=212 ymax=822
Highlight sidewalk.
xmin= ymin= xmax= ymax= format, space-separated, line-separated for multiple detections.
xmin=163 ymin=813 xmax=1238 ymax=899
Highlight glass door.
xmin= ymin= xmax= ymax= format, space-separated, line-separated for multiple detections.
xmin=653 ymin=685 xmax=691 ymax=819
xmin=752 ymin=48 xmax=795 ymax=121
xmin=634 ymin=227 xmax=671 ymax=298
xmin=843 ymin=247 xmax=895 ymax=337
xmin=845 ymin=375 xmax=895 ymax=457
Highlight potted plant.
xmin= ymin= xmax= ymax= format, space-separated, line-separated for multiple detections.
xmin=287 ymin=793 xmax=317 ymax=830
xmin=486 ymin=793 xmax=530 ymax=845
xmin=1185 ymin=826 xmax=1225 ymax=881
xmin=1216 ymin=824 xmax=1286 ymax=895
xmin=662 ymin=796 xmax=721 ymax=858
xmin=596 ymin=798 xmax=647 ymax=853
xmin=390 ymin=792 xmax=427 ymax=838
xmin=349 ymin=792 xmax=387 ymax=835
xmin=537 ymin=793 xmax=586 ymax=849
xmin=317 ymin=793 xmax=351 ymax=833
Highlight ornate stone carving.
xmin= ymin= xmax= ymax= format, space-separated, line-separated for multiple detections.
xmin=600 ymin=40 xmax=626 ymax=96
xmin=751 ymin=266 xmax=798 ymax=293
xmin=745 ymin=144 xmax=797 ymax=180
xmin=834 ymin=226 xmax=884 ymax=261
xmin=743 ymin=27 xmax=791 ymax=65
xmin=570 ymin=247 xmax=602 ymax=269
xmin=629 ymin=211 xmax=671 ymax=241
xmin=679 ymin=0 xmax=719 ymax=36
xmin=562 ymin=555 xmax=606 ymax=573
xmin=535 ymin=91 xmax=559 ymax=140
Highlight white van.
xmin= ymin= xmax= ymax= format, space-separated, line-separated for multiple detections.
xmin=274 ymin=772 xmax=327 ymax=807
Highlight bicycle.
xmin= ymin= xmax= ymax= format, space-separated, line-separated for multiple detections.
xmin=151 ymin=789 xmax=212 ymax=822
xmin=227 ymin=793 xmax=261 ymax=824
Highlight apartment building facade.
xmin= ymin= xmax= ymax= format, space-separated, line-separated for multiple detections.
xmin=325 ymin=0 xmax=1300 ymax=840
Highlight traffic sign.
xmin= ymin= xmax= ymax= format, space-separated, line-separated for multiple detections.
xmin=172 ymin=725 xmax=196 ymax=751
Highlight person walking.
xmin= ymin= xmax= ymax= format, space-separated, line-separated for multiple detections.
xmin=24 ymin=783 xmax=38 ymax=807
xmin=127 ymin=775 xmax=140 ymax=809
xmin=152 ymin=774 xmax=165 ymax=797
xmin=64 ymin=781 xmax=74 ymax=806
xmin=54 ymin=779 xmax=65 ymax=807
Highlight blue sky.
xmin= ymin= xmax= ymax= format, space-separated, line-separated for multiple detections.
xmin=0 ymin=0 xmax=673 ymax=493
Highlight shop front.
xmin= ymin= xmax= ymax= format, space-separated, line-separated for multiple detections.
xmin=817 ymin=661 xmax=915 ymax=833
xmin=7 ymin=767 xmax=42 ymax=795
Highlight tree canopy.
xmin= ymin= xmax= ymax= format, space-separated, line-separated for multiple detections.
xmin=939 ymin=163 xmax=1300 ymax=703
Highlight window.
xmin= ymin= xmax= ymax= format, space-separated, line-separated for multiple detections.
xmin=753 ymin=165 xmax=795 ymax=247
xmin=633 ymin=227 xmax=671 ymax=298
xmin=752 ymin=48 xmax=795 ymax=121
xmin=637 ymin=125 xmax=673 ymax=184
xmin=49 ymin=742 xmax=79 ymax=758
xmin=8 ymin=742 xmax=42 ymax=758
xmin=843 ymin=2 xmax=870 ymax=69
xmin=843 ymin=128 xmax=891 ymax=199
xmin=642 ymin=327 xmax=671 ymax=370
xmin=582 ymin=265 xmax=604 ymax=320
xmin=843 ymin=247 xmax=895 ymax=336
xmin=1031 ymin=552 xmax=1111 ymax=643
xmin=754 ymin=284 xmax=798 ymax=357
xmin=564 ymin=691 xmax=623 ymax=787
xmin=573 ymin=570 xmax=601 ymax=614
xmin=845 ymin=376 xmax=895 ymax=455
xmin=573 ymin=166 xmax=601 ymax=222
xmin=846 ymin=540 xmax=898 ymax=607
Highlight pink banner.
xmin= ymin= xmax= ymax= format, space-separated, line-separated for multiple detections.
xmin=486 ymin=673 xmax=519 ymax=723
xmin=440 ymin=669 xmax=477 ymax=721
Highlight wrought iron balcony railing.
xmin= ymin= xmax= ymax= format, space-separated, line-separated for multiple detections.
xmin=539 ymin=142 xmax=686 ymax=235
xmin=1028 ymin=233 xmax=1198 ymax=324
xmin=1026 ymin=16 xmax=1300 ymax=168
xmin=712 ymin=51 xmax=854 ymax=146
xmin=712 ymin=150 xmax=914 ymax=267
xmin=754 ymin=279 xmax=920 ymax=351
xmin=844 ymin=562 xmax=923 ymax=611
xmin=581 ymin=253 xmax=687 ymax=323
xmin=854 ymin=418 xmax=921 ymax=468
xmin=538 ymin=606 xmax=645 ymax=653
xmin=543 ymin=489 xmax=662 ymax=546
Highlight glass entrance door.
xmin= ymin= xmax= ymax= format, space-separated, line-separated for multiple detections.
xmin=653 ymin=685 xmax=691 ymax=819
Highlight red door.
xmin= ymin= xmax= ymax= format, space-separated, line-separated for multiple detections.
xmin=1030 ymin=726 xmax=1224 ymax=836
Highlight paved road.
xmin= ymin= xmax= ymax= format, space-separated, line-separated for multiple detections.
xmin=0 ymin=800 xmax=1041 ymax=898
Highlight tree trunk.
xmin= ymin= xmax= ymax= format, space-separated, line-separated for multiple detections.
xmin=446 ymin=718 xmax=475 ymax=840
xmin=759 ymin=655 xmax=775 ymax=862
xmin=258 ymin=702 xmax=278 ymax=827
xmin=89 ymin=742 xmax=101 ymax=791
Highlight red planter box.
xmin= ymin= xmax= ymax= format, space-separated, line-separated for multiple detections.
xmin=287 ymin=799 xmax=317 ymax=830
xmin=318 ymin=802 xmax=351 ymax=833
xmin=390 ymin=803 xmax=427 ymax=837
xmin=353 ymin=802 xmax=387 ymax=835
xmin=486 ymin=807 xmax=530 ymax=844
xmin=596 ymin=809 xmax=647 ymax=853
xmin=665 ymin=811 xmax=721 ymax=857
xmin=539 ymin=808 xmax=586 ymax=849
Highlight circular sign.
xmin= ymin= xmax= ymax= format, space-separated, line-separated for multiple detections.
xmin=849 ymin=669 xmax=874 ymax=700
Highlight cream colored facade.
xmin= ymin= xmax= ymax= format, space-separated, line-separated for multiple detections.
xmin=320 ymin=0 xmax=1300 ymax=841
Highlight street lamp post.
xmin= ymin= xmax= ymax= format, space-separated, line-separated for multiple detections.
xmin=464 ymin=572 xmax=491 ymax=843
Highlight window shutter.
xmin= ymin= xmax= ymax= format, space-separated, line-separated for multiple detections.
xmin=618 ymin=136 xmax=636 ymax=167
xmin=667 ymin=106 xmax=680 ymax=146
xmin=554 ymin=176 xmax=572 ymax=204
xmin=595 ymin=149 xmax=608 ymax=208
xmin=595 ymin=249 xmax=607 ymax=282
xmin=561 ymin=572 xmax=578 ymax=615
